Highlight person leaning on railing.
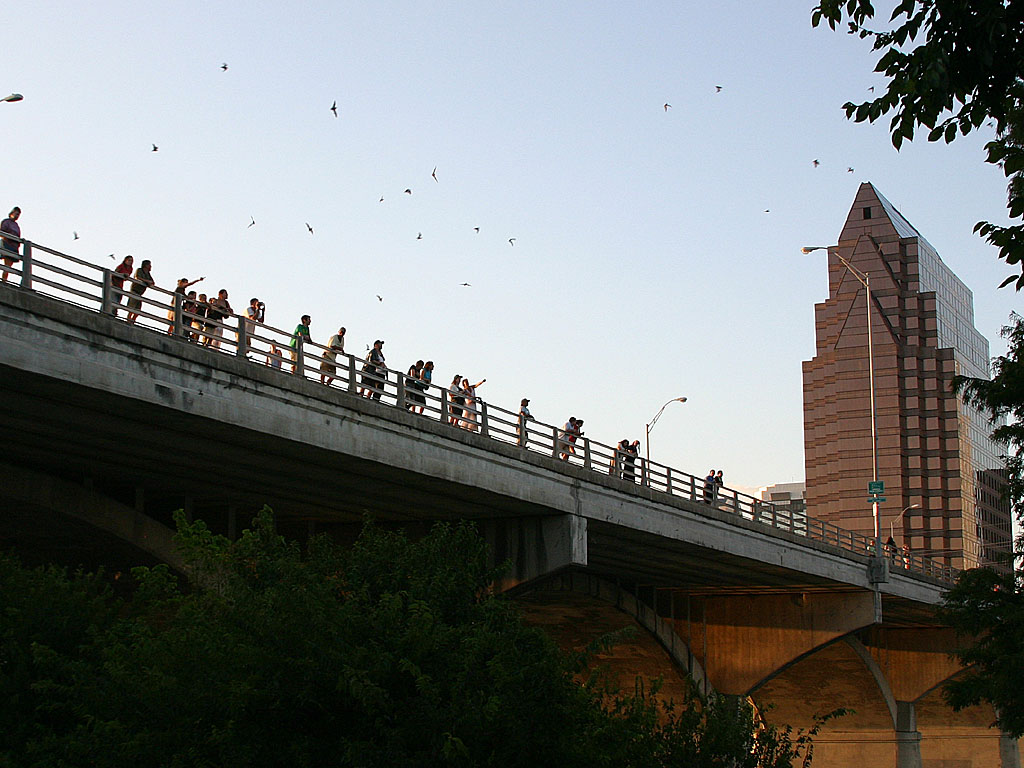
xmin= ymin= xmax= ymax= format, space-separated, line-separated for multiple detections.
xmin=111 ymin=255 xmax=133 ymax=316
xmin=167 ymin=276 xmax=204 ymax=335
xmin=290 ymin=315 xmax=312 ymax=374
xmin=125 ymin=260 xmax=155 ymax=325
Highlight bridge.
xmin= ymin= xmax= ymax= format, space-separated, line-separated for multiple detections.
xmin=0 ymin=239 xmax=1019 ymax=768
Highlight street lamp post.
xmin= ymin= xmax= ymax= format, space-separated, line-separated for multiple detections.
xmin=802 ymin=245 xmax=882 ymax=557
xmin=889 ymin=503 xmax=921 ymax=545
xmin=645 ymin=397 xmax=687 ymax=465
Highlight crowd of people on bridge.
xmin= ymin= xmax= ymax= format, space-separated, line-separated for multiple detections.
xmin=1 ymin=204 xmax=734 ymax=501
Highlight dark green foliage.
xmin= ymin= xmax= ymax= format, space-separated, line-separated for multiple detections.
xmin=1 ymin=509 xmax=830 ymax=767
xmin=938 ymin=567 xmax=1024 ymax=738
xmin=812 ymin=0 xmax=1024 ymax=289
xmin=942 ymin=313 xmax=1024 ymax=737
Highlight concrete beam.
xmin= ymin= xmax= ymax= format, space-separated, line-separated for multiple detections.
xmin=480 ymin=515 xmax=587 ymax=591
xmin=0 ymin=461 xmax=182 ymax=571
xmin=670 ymin=590 xmax=877 ymax=695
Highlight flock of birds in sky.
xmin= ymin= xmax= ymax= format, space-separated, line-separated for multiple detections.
xmin=75 ymin=63 xmax=862 ymax=298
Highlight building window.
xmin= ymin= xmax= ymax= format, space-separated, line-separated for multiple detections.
xmin=864 ymin=206 xmax=873 ymax=219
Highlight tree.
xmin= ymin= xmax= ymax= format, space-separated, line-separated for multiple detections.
xmin=937 ymin=314 xmax=1024 ymax=737
xmin=1 ymin=509 xmax=832 ymax=767
xmin=812 ymin=0 xmax=1024 ymax=289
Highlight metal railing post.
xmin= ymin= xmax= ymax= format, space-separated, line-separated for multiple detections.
xmin=479 ymin=401 xmax=489 ymax=437
xmin=173 ymin=293 xmax=184 ymax=338
xmin=397 ymin=373 xmax=406 ymax=409
xmin=582 ymin=437 xmax=591 ymax=469
xmin=19 ymin=242 xmax=32 ymax=290
xmin=294 ymin=336 xmax=304 ymax=376
xmin=666 ymin=467 xmax=673 ymax=494
xmin=439 ymin=388 xmax=448 ymax=422
xmin=101 ymin=268 xmax=113 ymax=315
xmin=347 ymin=354 xmax=357 ymax=393
xmin=641 ymin=459 xmax=649 ymax=487
xmin=552 ymin=426 xmax=560 ymax=458
xmin=236 ymin=314 xmax=247 ymax=357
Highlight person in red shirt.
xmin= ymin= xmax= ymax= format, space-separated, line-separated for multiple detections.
xmin=112 ymin=255 xmax=134 ymax=316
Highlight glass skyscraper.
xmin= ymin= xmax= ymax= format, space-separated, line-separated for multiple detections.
xmin=802 ymin=183 xmax=1011 ymax=569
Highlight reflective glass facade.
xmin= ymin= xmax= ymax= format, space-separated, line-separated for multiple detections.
xmin=802 ymin=184 xmax=1011 ymax=569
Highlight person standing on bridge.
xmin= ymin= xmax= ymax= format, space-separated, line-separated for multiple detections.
xmin=111 ymin=255 xmax=133 ymax=316
xmin=703 ymin=470 xmax=716 ymax=504
xmin=1 ymin=206 xmax=21 ymax=284
xmin=167 ymin=276 xmax=204 ymax=336
xmin=205 ymin=289 xmax=233 ymax=349
xmin=125 ymin=259 xmax=154 ymax=325
xmin=715 ymin=470 xmax=724 ymax=500
xmin=518 ymin=398 xmax=535 ymax=446
xmin=461 ymin=377 xmax=485 ymax=431
xmin=448 ymin=375 xmax=464 ymax=425
xmin=320 ymin=326 xmax=346 ymax=386
xmin=361 ymin=339 xmax=386 ymax=399
xmin=415 ymin=360 xmax=434 ymax=414
xmin=290 ymin=315 xmax=312 ymax=373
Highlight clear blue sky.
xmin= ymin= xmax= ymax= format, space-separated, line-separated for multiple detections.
xmin=3 ymin=0 xmax=1019 ymax=494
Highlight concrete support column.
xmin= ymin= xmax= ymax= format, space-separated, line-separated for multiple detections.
xmin=1000 ymin=730 xmax=1021 ymax=768
xmin=895 ymin=701 xmax=922 ymax=768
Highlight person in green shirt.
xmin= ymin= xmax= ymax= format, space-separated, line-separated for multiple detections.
xmin=290 ymin=315 xmax=311 ymax=374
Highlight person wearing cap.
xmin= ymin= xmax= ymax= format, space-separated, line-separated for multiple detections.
xmin=167 ymin=276 xmax=204 ymax=335
xmin=517 ymin=398 xmax=535 ymax=446
xmin=1 ymin=206 xmax=21 ymax=283
xmin=361 ymin=339 xmax=386 ymax=399
xmin=290 ymin=315 xmax=312 ymax=373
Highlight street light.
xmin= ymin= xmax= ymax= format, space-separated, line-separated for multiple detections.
xmin=802 ymin=245 xmax=881 ymax=557
xmin=1 ymin=94 xmax=23 ymax=103
xmin=645 ymin=397 xmax=687 ymax=465
xmin=889 ymin=503 xmax=921 ymax=545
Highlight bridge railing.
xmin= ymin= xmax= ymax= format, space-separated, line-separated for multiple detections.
xmin=0 ymin=235 xmax=960 ymax=584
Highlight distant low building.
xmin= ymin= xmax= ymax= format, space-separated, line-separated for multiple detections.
xmin=759 ymin=482 xmax=806 ymax=517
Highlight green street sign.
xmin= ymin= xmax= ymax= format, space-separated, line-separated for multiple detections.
xmin=868 ymin=481 xmax=884 ymax=494
xmin=867 ymin=497 xmax=887 ymax=504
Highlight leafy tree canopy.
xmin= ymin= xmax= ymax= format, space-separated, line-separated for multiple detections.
xmin=812 ymin=0 xmax=1024 ymax=289
xmin=940 ymin=314 xmax=1024 ymax=737
xmin=1 ymin=509 xmax=833 ymax=767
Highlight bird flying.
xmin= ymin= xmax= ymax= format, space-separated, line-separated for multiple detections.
xmin=473 ymin=227 xmax=480 ymax=233
xmin=248 ymin=217 xmax=256 ymax=228
xmin=73 ymin=231 xmax=79 ymax=240
xmin=306 ymin=223 xmax=314 ymax=234
xmin=221 ymin=63 xmax=228 ymax=71
xmin=331 ymin=101 xmax=337 ymax=117
xmin=416 ymin=232 xmax=422 ymax=240
xmin=376 ymin=295 xmax=383 ymax=302
xmin=715 ymin=85 xmax=722 ymax=92
xmin=379 ymin=196 xmax=384 ymax=202
xmin=432 ymin=167 xmax=438 ymax=182
xmin=847 ymin=167 xmax=855 ymax=173
xmin=813 ymin=159 xmax=820 ymax=167
xmin=152 ymin=144 xmax=158 ymax=152
xmin=508 ymin=238 xmax=516 ymax=246
xmin=460 ymin=282 xmax=471 ymax=287
xmin=663 ymin=103 xmax=671 ymax=111
xmin=404 ymin=188 xmax=412 ymax=195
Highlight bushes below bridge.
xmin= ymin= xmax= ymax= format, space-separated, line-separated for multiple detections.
xmin=0 ymin=508 xmax=835 ymax=767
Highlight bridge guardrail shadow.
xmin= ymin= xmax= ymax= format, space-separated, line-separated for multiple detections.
xmin=0 ymin=236 xmax=960 ymax=584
